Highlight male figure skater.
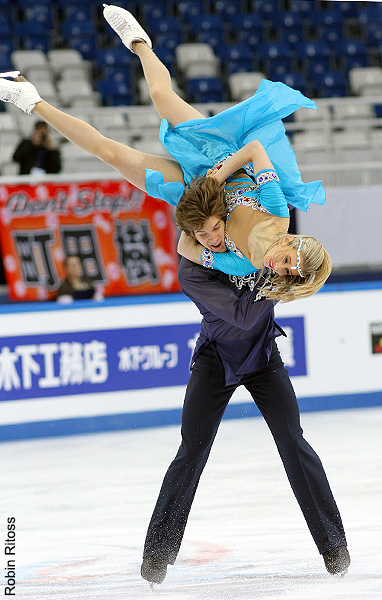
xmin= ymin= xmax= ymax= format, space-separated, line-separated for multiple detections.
xmin=141 ymin=258 xmax=350 ymax=585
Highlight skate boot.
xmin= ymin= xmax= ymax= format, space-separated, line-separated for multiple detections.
xmin=0 ymin=77 xmax=42 ymax=115
xmin=141 ymin=556 xmax=168 ymax=587
xmin=323 ymin=545 xmax=351 ymax=576
xmin=103 ymin=4 xmax=152 ymax=53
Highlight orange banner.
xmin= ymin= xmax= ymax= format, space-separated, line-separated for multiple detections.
xmin=0 ymin=179 xmax=181 ymax=301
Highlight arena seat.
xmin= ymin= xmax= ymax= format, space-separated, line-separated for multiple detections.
xmin=228 ymin=71 xmax=265 ymax=102
xmin=349 ymin=67 xmax=382 ymax=96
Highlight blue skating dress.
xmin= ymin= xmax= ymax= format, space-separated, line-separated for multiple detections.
xmin=144 ymin=79 xmax=325 ymax=276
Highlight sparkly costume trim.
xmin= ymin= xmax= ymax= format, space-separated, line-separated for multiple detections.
xmin=228 ymin=272 xmax=258 ymax=291
xmin=225 ymin=187 xmax=271 ymax=215
xmin=224 ymin=232 xmax=244 ymax=258
xmin=228 ymin=268 xmax=274 ymax=301
xmin=255 ymin=170 xmax=280 ymax=185
xmin=201 ymin=247 xmax=214 ymax=269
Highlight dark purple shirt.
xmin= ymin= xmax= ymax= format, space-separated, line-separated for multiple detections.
xmin=178 ymin=258 xmax=285 ymax=385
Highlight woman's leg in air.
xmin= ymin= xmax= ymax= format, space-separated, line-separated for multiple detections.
xmin=33 ymin=98 xmax=185 ymax=190
xmin=133 ymin=42 xmax=205 ymax=127
xmin=103 ymin=4 xmax=205 ymax=126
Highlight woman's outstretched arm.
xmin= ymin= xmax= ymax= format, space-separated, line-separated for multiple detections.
xmin=209 ymin=140 xmax=274 ymax=185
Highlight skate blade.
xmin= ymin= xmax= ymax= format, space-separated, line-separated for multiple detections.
xmin=148 ymin=581 xmax=155 ymax=591
xmin=0 ymin=71 xmax=20 ymax=79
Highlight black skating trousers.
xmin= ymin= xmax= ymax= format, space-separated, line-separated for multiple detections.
xmin=143 ymin=342 xmax=347 ymax=563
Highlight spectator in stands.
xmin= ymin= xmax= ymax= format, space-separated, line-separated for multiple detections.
xmin=0 ymin=6 xmax=330 ymax=303
xmin=56 ymin=255 xmax=103 ymax=303
xmin=13 ymin=120 xmax=61 ymax=175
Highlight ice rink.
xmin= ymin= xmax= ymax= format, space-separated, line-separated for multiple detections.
xmin=1 ymin=406 xmax=381 ymax=600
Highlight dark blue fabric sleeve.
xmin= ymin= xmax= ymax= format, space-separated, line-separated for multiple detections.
xmin=179 ymin=260 xmax=276 ymax=331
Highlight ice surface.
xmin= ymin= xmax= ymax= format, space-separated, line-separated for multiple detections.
xmin=0 ymin=407 xmax=381 ymax=599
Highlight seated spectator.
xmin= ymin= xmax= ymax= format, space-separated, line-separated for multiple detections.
xmin=56 ymin=255 xmax=103 ymax=302
xmin=13 ymin=121 xmax=61 ymax=175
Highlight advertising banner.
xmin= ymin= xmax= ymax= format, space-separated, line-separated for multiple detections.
xmin=0 ymin=311 xmax=306 ymax=403
xmin=0 ymin=179 xmax=181 ymax=301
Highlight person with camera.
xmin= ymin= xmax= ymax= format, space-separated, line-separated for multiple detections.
xmin=13 ymin=120 xmax=61 ymax=175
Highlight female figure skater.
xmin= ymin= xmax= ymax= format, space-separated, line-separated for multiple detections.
xmin=0 ymin=4 xmax=330 ymax=302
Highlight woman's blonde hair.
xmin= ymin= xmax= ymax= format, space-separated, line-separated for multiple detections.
xmin=175 ymin=175 xmax=227 ymax=237
xmin=259 ymin=234 xmax=332 ymax=303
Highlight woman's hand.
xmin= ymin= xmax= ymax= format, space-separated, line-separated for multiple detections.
xmin=206 ymin=166 xmax=225 ymax=186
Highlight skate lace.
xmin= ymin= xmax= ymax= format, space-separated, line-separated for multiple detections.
xmin=0 ymin=85 xmax=23 ymax=103
xmin=109 ymin=13 xmax=132 ymax=34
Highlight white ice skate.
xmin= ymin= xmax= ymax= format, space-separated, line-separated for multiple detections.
xmin=0 ymin=78 xmax=42 ymax=115
xmin=103 ymin=4 xmax=152 ymax=53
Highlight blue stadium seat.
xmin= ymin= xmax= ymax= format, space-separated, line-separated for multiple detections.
xmin=153 ymin=47 xmax=176 ymax=75
xmin=257 ymin=41 xmax=293 ymax=74
xmin=297 ymin=40 xmax=332 ymax=76
xmin=61 ymin=21 xmax=96 ymax=38
xmin=309 ymin=10 xmax=343 ymax=41
xmin=359 ymin=4 xmax=382 ymax=25
xmin=140 ymin=2 xmax=169 ymax=21
xmin=186 ymin=77 xmax=224 ymax=103
xmin=228 ymin=14 xmax=263 ymax=45
xmin=13 ymin=22 xmax=51 ymax=51
xmin=0 ymin=21 xmax=11 ymax=37
xmin=145 ymin=16 xmax=182 ymax=37
xmin=335 ymin=39 xmax=368 ymax=71
xmin=155 ymin=32 xmax=183 ymax=52
xmin=272 ymin=11 xmax=305 ymax=45
xmin=17 ymin=0 xmax=52 ymax=6
xmin=0 ymin=51 xmax=14 ymax=72
xmin=289 ymin=0 xmax=313 ymax=16
xmin=365 ymin=22 xmax=382 ymax=47
xmin=311 ymin=70 xmax=348 ymax=98
xmin=13 ymin=22 xmax=47 ymax=38
xmin=254 ymin=0 xmax=282 ymax=20
xmin=0 ymin=38 xmax=13 ymax=57
xmin=96 ymin=79 xmax=134 ymax=106
xmin=57 ymin=0 xmax=92 ymax=6
xmin=277 ymin=72 xmax=309 ymax=96
xmin=101 ymin=66 xmax=132 ymax=86
xmin=327 ymin=1 xmax=361 ymax=19
xmin=24 ymin=37 xmax=50 ymax=53
xmin=63 ymin=5 xmax=93 ymax=22
xmin=216 ymin=43 xmax=254 ymax=74
xmin=24 ymin=4 xmax=54 ymax=28
xmin=214 ymin=0 xmax=243 ymax=20
xmin=68 ymin=37 xmax=97 ymax=60
xmin=96 ymin=49 xmax=135 ymax=69
xmin=297 ymin=40 xmax=331 ymax=60
xmin=197 ymin=31 xmax=225 ymax=52
xmin=155 ymin=31 xmax=183 ymax=52
xmin=176 ymin=1 xmax=206 ymax=21
xmin=187 ymin=15 xmax=224 ymax=37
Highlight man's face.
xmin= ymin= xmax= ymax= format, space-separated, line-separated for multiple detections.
xmin=194 ymin=216 xmax=226 ymax=252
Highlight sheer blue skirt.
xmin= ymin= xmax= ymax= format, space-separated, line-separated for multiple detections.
xmin=145 ymin=79 xmax=325 ymax=212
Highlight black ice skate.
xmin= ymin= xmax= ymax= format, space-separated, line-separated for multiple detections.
xmin=141 ymin=556 xmax=168 ymax=588
xmin=323 ymin=545 xmax=351 ymax=576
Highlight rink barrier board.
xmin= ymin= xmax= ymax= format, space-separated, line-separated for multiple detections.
xmin=1 ymin=390 xmax=382 ymax=442
xmin=1 ymin=281 xmax=381 ymax=442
